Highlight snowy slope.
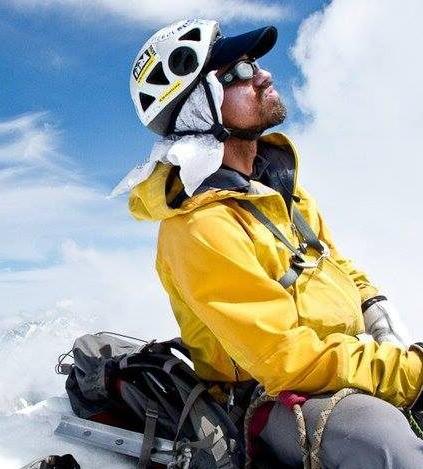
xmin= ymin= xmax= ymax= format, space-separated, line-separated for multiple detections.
xmin=0 ymin=396 xmax=135 ymax=469
xmin=0 ymin=310 xmax=175 ymax=468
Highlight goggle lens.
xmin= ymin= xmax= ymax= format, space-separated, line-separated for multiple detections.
xmin=219 ymin=60 xmax=258 ymax=87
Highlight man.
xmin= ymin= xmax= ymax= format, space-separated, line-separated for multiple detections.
xmin=123 ymin=19 xmax=423 ymax=467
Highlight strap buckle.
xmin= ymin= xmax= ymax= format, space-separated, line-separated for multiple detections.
xmin=146 ymin=407 xmax=159 ymax=420
xmin=291 ymin=241 xmax=330 ymax=269
xmin=210 ymin=124 xmax=231 ymax=142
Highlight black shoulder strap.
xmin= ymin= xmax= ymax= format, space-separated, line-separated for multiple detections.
xmin=173 ymin=383 xmax=207 ymax=449
xmin=139 ymin=400 xmax=159 ymax=468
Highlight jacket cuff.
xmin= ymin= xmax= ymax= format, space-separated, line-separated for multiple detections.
xmin=409 ymin=343 xmax=423 ymax=410
xmin=361 ymin=295 xmax=387 ymax=313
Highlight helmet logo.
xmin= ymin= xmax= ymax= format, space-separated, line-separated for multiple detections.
xmin=155 ymin=19 xmax=192 ymax=43
xmin=133 ymin=46 xmax=158 ymax=83
xmin=158 ymin=80 xmax=183 ymax=103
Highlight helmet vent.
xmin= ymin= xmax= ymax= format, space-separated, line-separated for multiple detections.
xmin=139 ymin=92 xmax=155 ymax=111
xmin=146 ymin=62 xmax=170 ymax=85
xmin=179 ymin=28 xmax=201 ymax=42
xmin=168 ymin=47 xmax=199 ymax=76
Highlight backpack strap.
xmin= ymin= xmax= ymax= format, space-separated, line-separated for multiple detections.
xmin=238 ymin=200 xmax=300 ymax=257
xmin=174 ymin=383 xmax=207 ymax=447
xmin=229 ymin=405 xmax=246 ymax=426
xmin=238 ymin=200 xmax=329 ymax=289
xmin=164 ymin=357 xmax=181 ymax=374
xmin=157 ymin=337 xmax=192 ymax=360
xmin=292 ymin=207 xmax=325 ymax=253
xmin=139 ymin=399 xmax=159 ymax=469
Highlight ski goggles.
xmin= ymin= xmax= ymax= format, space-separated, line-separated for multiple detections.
xmin=217 ymin=59 xmax=259 ymax=87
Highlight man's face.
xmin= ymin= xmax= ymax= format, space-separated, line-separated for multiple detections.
xmin=218 ymin=57 xmax=287 ymax=132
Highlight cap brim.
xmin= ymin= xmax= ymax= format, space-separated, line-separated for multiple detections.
xmin=205 ymin=26 xmax=277 ymax=71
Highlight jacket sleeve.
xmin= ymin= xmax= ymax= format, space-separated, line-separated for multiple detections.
xmin=159 ymin=203 xmax=422 ymax=408
xmin=296 ymin=186 xmax=379 ymax=303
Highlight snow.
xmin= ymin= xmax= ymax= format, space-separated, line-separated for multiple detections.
xmin=0 ymin=396 xmax=136 ymax=469
xmin=0 ymin=311 xmax=157 ymax=468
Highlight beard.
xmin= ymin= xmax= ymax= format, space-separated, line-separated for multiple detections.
xmin=235 ymin=90 xmax=287 ymax=139
xmin=258 ymin=89 xmax=287 ymax=130
xmin=222 ymin=86 xmax=287 ymax=140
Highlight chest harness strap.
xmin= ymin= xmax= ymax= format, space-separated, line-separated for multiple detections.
xmin=237 ymin=199 xmax=330 ymax=288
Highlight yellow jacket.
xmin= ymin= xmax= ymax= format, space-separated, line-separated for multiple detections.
xmin=129 ymin=132 xmax=422 ymax=408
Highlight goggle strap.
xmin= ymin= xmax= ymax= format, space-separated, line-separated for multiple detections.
xmin=201 ymin=76 xmax=232 ymax=142
xmin=201 ymin=75 xmax=220 ymax=124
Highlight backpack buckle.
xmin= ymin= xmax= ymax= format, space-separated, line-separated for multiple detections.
xmin=146 ymin=407 xmax=159 ymax=419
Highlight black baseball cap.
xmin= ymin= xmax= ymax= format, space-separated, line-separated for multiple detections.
xmin=205 ymin=25 xmax=278 ymax=71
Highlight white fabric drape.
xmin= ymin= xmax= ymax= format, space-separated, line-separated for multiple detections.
xmin=110 ymin=72 xmax=224 ymax=198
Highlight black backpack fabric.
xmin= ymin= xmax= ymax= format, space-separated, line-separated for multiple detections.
xmin=58 ymin=332 xmax=245 ymax=469
xmin=20 ymin=454 xmax=81 ymax=469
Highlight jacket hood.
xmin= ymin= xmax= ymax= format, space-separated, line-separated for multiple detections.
xmin=129 ymin=132 xmax=299 ymax=222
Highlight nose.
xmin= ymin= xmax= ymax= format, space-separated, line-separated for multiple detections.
xmin=252 ymin=67 xmax=273 ymax=89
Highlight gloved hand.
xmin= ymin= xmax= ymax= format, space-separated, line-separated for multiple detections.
xmin=362 ymin=296 xmax=408 ymax=347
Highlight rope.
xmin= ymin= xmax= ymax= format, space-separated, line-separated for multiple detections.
xmin=404 ymin=409 xmax=423 ymax=440
xmin=243 ymin=391 xmax=279 ymax=469
xmin=292 ymin=404 xmax=308 ymax=467
xmin=298 ymin=388 xmax=363 ymax=469
xmin=243 ymin=387 xmax=363 ymax=469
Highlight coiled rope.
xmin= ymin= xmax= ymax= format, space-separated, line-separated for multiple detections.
xmin=244 ymin=387 xmax=363 ymax=469
xmin=294 ymin=388 xmax=362 ymax=469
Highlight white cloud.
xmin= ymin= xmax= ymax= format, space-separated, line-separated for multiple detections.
xmin=0 ymin=112 xmax=56 ymax=164
xmin=288 ymin=0 xmax=423 ymax=339
xmin=0 ymin=241 xmax=177 ymax=412
xmin=0 ymin=113 xmax=153 ymax=263
xmin=0 ymin=113 xmax=177 ymax=410
xmin=8 ymin=0 xmax=289 ymax=24
xmin=0 ymin=241 xmax=176 ymax=338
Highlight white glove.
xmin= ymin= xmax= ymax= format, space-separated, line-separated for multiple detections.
xmin=363 ymin=298 xmax=409 ymax=347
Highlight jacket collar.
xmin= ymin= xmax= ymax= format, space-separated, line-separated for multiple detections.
xmin=194 ymin=168 xmax=250 ymax=195
xmin=193 ymin=141 xmax=296 ymax=211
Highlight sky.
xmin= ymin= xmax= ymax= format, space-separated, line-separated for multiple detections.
xmin=1 ymin=0 xmax=423 ymax=414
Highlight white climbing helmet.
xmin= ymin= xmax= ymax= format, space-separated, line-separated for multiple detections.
xmin=130 ymin=19 xmax=220 ymax=136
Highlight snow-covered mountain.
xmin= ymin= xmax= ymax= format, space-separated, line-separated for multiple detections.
xmin=0 ymin=310 xmax=168 ymax=468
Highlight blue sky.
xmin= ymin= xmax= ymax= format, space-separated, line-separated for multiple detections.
xmin=0 ymin=1 xmax=325 ymax=187
xmin=1 ymin=0 xmax=423 ymax=355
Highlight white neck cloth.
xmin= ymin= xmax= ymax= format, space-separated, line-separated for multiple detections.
xmin=110 ymin=72 xmax=224 ymax=198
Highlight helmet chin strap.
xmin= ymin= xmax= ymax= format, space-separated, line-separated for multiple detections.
xmin=226 ymin=127 xmax=265 ymax=141
xmin=202 ymin=76 xmax=267 ymax=142
xmin=172 ymin=75 xmax=266 ymax=142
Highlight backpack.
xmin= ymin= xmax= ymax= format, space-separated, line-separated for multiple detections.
xmin=57 ymin=332 xmax=246 ymax=468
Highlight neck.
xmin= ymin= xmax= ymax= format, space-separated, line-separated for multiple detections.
xmin=222 ymin=138 xmax=257 ymax=176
